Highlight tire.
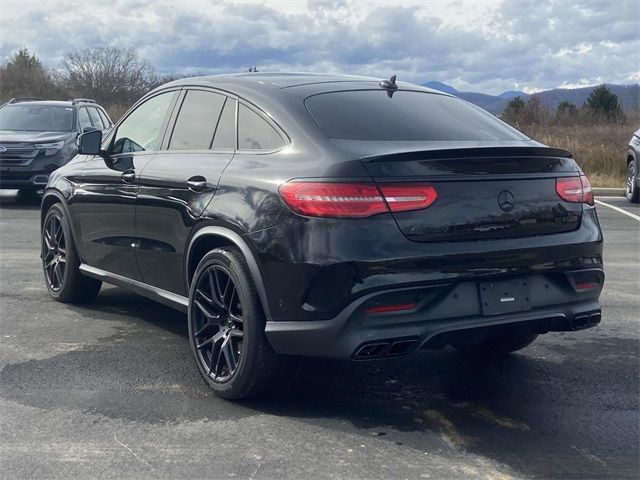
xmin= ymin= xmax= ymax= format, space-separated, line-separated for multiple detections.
xmin=453 ymin=331 xmax=538 ymax=355
xmin=626 ymin=159 xmax=639 ymax=203
xmin=42 ymin=203 xmax=102 ymax=303
xmin=188 ymin=247 xmax=299 ymax=400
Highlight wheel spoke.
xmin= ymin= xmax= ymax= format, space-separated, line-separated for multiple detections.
xmin=222 ymin=336 xmax=238 ymax=372
xmin=209 ymin=269 xmax=226 ymax=310
xmin=43 ymin=231 xmax=53 ymax=251
xmin=195 ymin=297 xmax=218 ymax=321
xmin=229 ymin=328 xmax=243 ymax=337
xmin=229 ymin=312 xmax=243 ymax=324
xmin=53 ymin=262 xmax=63 ymax=286
xmin=54 ymin=220 xmax=62 ymax=243
xmin=222 ymin=276 xmax=232 ymax=307
xmin=196 ymin=336 xmax=215 ymax=350
xmin=213 ymin=344 xmax=224 ymax=377
xmin=194 ymin=323 xmax=213 ymax=338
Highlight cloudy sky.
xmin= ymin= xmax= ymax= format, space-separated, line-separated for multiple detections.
xmin=0 ymin=0 xmax=638 ymax=94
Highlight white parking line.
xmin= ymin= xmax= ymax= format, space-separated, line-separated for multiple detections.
xmin=595 ymin=199 xmax=640 ymax=222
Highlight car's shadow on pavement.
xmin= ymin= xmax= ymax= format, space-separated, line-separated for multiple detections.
xmin=1 ymin=286 xmax=637 ymax=478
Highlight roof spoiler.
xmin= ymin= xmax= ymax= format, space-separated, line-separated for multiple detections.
xmin=361 ymin=146 xmax=574 ymax=163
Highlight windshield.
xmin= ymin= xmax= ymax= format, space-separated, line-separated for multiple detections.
xmin=305 ymin=90 xmax=528 ymax=142
xmin=0 ymin=104 xmax=74 ymax=132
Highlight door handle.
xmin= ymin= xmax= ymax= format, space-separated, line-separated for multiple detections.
xmin=186 ymin=175 xmax=208 ymax=192
xmin=121 ymin=169 xmax=136 ymax=183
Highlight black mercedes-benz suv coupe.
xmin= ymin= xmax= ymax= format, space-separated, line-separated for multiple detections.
xmin=40 ymin=73 xmax=604 ymax=399
xmin=0 ymin=97 xmax=112 ymax=195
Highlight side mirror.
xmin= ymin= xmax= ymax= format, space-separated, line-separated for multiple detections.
xmin=78 ymin=129 xmax=102 ymax=155
xmin=83 ymin=126 xmax=98 ymax=133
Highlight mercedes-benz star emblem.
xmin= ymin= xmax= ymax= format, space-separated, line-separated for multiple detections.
xmin=0 ymin=146 xmax=7 ymax=153
xmin=498 ymin=190 xmax=515 ymax=212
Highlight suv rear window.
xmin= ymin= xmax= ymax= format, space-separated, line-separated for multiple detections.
xmin=305 ymin=90 xmax=527 ymax=142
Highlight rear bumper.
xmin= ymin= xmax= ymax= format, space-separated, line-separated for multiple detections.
xmin=265 ymin=270 xmax=603 ymax=359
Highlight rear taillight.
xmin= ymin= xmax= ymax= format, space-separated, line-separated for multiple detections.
xmin=278 ymin=182 xmax=437 ymax=218
xmin=555 ymin=175 xmax=594 ymax=206
xmin=377 ymin=185 xmax=438 ymax=213
xmin=580 ymin=175 xmax=594 ymax=206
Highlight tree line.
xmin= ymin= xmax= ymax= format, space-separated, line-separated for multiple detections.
xmin=0 ymin=48 xmax=184 ymax=120
xmin=0 ymin=47 xmax=632 ymax=127
xmin=501 ymin=85 xmax=628 ymax=127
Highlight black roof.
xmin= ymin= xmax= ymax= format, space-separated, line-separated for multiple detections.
xmin=161 ymin=72 xmax=446 ymax=97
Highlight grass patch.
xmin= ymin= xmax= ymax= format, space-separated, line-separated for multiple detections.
xmin=517 ymin=123 xmax=633 ymax=187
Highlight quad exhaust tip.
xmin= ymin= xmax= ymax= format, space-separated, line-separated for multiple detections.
xmin=572 ymin=310 xmax=601 ymax=330
xmin=353 ymin=338 xmax=418 ymax=359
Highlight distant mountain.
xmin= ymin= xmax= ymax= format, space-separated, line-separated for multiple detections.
xmin=498 ymin=90 xmax=526 ymax=100
xmin=422 ymin=81 xmax=459 ymax=95
xmin=422 ymin=81 xmax=640 ymax=114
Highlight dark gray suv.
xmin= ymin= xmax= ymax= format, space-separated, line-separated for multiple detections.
xmin=0 ymin=97 xmax=112 ymax=195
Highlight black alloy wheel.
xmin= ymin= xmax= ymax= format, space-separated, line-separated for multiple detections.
xmin=191 ymin=264 xmax=245 ymax=383
xmin=42 ymin=203 xmax=102 ymax=303
xmin=626 ymin=160 xmax=639 ymax=202
xmin=188 ymin=248 xmax=300 ymax=399
xmin=43 ymin=212 xmax=67 ymax=292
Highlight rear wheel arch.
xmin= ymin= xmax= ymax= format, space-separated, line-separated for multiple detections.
xmin=186 ymin=227 xmax=272 ymax=320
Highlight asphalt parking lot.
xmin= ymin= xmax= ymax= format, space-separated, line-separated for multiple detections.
xmin=0 ymin=191 xmax=638 ymax=480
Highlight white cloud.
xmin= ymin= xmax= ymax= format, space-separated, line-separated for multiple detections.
xmin=0 ymin=0 xmax=637 ymax=94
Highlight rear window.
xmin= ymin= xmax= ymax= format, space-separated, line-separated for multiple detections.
xmin=305 ymin=90 xmax=527 ymax=141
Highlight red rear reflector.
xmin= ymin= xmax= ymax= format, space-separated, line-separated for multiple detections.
xmin=378 ymin=185 xmax=438 ymax=213
xmin=365 ymin=303 xmax=417 ymax=314
xmin=279 ymin=182 xmax=437 ymax=218
xmin=575 ymin=281 xmax=599 ymax=290
xmin=555 ymin=175 xmax=594 ymax=205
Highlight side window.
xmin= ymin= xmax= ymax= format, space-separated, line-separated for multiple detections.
xmin=78 ymin=107 xmax=92 ymax=131
xmin=97 ymin=108 xmax=112 ymax=128
xmin=238 ymin=103 xmax=285 ymax=150
xmin=87 ymin=107 xmax=104 ymax=129
xmin=111 ymin=91 xmax=176 ymax=155
xmin=169 ymin=90 xmax=225 ymax=150
xmin=211 ymin=98 xmax=236 ymax=149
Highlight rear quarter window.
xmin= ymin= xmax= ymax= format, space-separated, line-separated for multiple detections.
xmin=304 ymin=90 xmax=528 ymax=142
xmin=238 ymin=103 xmax=286 ymax=150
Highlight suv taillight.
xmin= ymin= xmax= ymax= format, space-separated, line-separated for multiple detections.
xmin=278 ymin=182 xmax=437 ymax=218
xmin=555 ymin=175 xmax=594 ymax=206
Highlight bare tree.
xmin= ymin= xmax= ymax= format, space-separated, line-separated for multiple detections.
xmin=55 ymin=47 xmax=157 ymax=106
